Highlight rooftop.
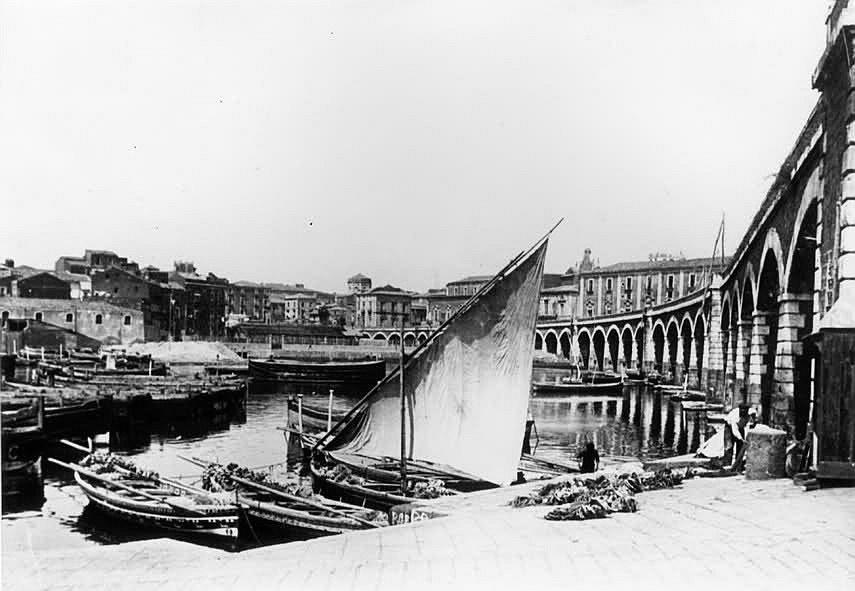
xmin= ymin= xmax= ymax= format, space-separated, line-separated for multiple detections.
xmin=447 ymin=275 xmax=493 ymax=285
xmin=589 ymin=256 xmax=731 ymax=274
xmin=348 ymin=273 xmax=370 ymax=281
xmin=0 ymin=296 xmax=141 ymax=314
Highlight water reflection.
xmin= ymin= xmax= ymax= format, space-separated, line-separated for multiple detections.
xmin=530 ymin=384 xmax=712 ymax=466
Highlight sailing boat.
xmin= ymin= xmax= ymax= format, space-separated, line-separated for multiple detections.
xmin=311 ymin=229 xmax=553 ymax=510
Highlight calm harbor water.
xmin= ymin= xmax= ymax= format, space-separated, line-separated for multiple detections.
xmin=1 ymin=380 xmax=711 ymax=552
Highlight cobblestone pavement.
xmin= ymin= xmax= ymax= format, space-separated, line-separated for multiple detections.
xmin=3 ymin=475 xmax=854 ymax=591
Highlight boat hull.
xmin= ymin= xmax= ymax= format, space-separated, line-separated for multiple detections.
xmin=75 ymin=472 xmax=239 ymax=540
xmin=531 ymin=380 xmax=623 ymax=396
xmin=249 ymin=359 xmax=386 ymax=386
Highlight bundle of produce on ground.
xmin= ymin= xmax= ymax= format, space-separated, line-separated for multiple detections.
xmin=510 ymin=469 xmax=684 ymax=521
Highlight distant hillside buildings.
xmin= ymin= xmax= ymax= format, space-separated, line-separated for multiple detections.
xmin=1 ymin=246 xmax=730 ymax=348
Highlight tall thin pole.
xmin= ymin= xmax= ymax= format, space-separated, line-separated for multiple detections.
xmin=400 ymin=310 xmax=407 ymax=494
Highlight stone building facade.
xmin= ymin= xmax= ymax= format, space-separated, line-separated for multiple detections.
xmin=0 ymin=297 xmax=144 ymax=346
xmin=576 ymin=253 xmax=728 ymax=318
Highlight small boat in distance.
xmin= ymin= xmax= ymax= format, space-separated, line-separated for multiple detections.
xmin=531 ymin=370 xmax=623 ymax=396
xmin=248 ymin=358 xmax=386 ymax=388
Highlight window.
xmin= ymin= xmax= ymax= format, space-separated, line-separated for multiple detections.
xmin=1 ymin=311 xmax=8 ymax=324
xmin=667 ymin=275 xmax=675 ymax=289
xmin=95 ymin=314 xmax=103 ymax=325
xmin=586 ymin=279 xmax=594 ymax=294
xmin=646 ymin=275 xmax=652 ymax=291
xmin=65 ymin=313 xmax=74 ymax=323
xmin=34 ymin=312 xmax=43 ymax=321
xmin=689 ymin=273 xmax=696 ymax=289
xmin=123 ymin=315 xmax=131 ymax=326
xmin=626 ymin=277 xmax=633 ymax=290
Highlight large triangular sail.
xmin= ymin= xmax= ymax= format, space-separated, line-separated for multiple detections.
xmin=322 ymin=239 xmax=548 ymax=485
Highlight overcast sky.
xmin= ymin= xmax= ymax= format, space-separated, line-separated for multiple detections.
xmin=0 ymin=1 xmax=831 ymax=293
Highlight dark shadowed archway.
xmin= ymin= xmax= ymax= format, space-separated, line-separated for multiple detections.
xmin=621 ymin=327 xmax=634 ymax=370
xmin=788 ymin=200 xmax=818 ymax=439
xmin=652 ymin=324 xmax=665 ymax=373
xmin=545 ymin=332 xmax=558 ymax=355
xmin=607 ymin=329 xmax=620 ymax=372
xmin=559 ymin=332 xmax=572 ymax=359
xmin=577 ymin=331 xmax=591 ymax=369
xmin=666 ymin=321 xmax=679 ymax=382
xmin=757 ymin=250 xmax=781 ymax=424
xmin=592 ymin=330 xmax=605 ymax=371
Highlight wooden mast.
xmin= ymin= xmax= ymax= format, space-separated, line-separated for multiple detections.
xmin=399 ymin=310 xmax=407 ymax=494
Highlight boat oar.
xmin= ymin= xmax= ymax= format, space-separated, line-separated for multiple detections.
xmin=57 ymin=439 xmax=216 ymax=498
xmin=178 ymin=455 xmax=380 ymax=529
xmin=59 ymin=438 xmax=92 ymax=454
xmin=47 ymin=457 xmax=208 ymax=516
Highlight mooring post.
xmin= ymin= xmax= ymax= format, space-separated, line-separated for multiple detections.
xmin=297 ymin=393 xmax=304 ymax=434
xmin=328 ymin=389 xmax=334 ymax=432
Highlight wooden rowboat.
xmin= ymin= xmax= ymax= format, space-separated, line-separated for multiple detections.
xmin=184 ymin=457 xmax=383 ymax=536
xmin=50 ymin=456 xmax=239 ymax=541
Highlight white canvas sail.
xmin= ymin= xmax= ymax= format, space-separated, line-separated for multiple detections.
xmin=326 ymin=240 xmax=548 ymax=485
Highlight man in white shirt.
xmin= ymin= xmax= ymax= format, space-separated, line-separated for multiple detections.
xmin=724 ymin=405 xmax=757 ymax=470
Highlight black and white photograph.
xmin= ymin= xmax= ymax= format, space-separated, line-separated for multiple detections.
xmin=1 ymin=1 xmax=854 ymax=589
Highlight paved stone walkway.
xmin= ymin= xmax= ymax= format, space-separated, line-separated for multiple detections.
xmin=3 ymin=475 xmax=854 ymax=590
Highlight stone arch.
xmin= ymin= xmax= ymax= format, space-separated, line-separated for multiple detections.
xmin=783 ymin=165 xmax=821 ymax=289
xmin=577 ymin=329 xmax=592 ymax=369
xmin=388 ymin=333 xmax=400 ymax=346
xmin=786 ymin=189 xmax=820 ymax=438
xmin=755 ymin=246 xmax=782 ymax=424
xmin=693 ymin=315 xmax=706 ymax=388
xmin=633 ymin=323 xmax=645 ymax=370
xmin=665 ymin=318 xmax=679 ymax=382
xmin=372 ymin=333 xmax=386 ymax=341
xmin=362 ymin=332 xmax=372 ymax=340
xmin=558 ymin=329 xmax=572 ymax=359
xmin=606 ymin=326 xmax=620 ymax=372
xmin=740 ymin=267 xmax=756 ymax=320
xmin=620 ymin=325 xmax=634 ymax=370
xmin=544 ymin=330 xmax=558 ymax=355
xmin=760 ymin=228 xmax=786 ymax=295
xmin=651 ymin=321 xmax=666 ymax=373
xmin=679 ymin=315 xmax=694 ymax=382
xmin=534 ymin=332 xmax=543 ymax=350
xmin=403 ymin=333 xmax=416 ymax=347
xmin=720 ymin=297 xmax=732 ymax=389
xmin=592 ymin=328 xmax=606 ymax=371
xmin=417 ymin=333 xmax=428 ymax=345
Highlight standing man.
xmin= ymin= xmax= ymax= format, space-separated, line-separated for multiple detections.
xmin=723 ymin=404 xmax=749 ymax=469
